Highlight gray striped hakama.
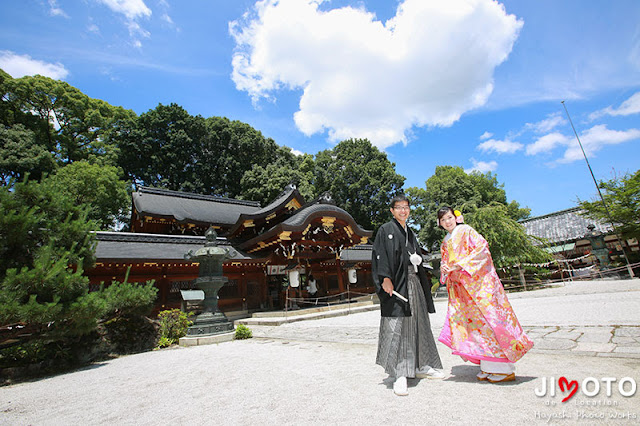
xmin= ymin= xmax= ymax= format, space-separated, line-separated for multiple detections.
xmin=376 ymin=266 xmax=442 ymax=378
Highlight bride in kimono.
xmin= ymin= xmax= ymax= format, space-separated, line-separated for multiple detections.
xmin=437 ymin=206 xmax=533 ymax=383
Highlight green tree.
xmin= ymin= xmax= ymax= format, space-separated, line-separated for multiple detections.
xmin=240 ymin=152 xmax=315 ymax=205
xmin=578 ymin=169 xmax=640 ymax=241
xmin=0 ymin=177 xmax=96 ymax=278
xmin=115 ymin=108 xmax=292 ymax=198
xmin=313 ymin=138 xmax=405 ymax=232
xmin=466 ymin=204 xmax=551 ymax=269
xmin=0 ymin=178 xmax=158 ymax=366
xmin=0 ymin=124 xmax=56 ymax=184
xmin=115 ymin=103 xmax=206 ymax=191
xmin=44 ymin=161 xmax=131 ymax=230
xmin=201 ymin=116 xmax=286 ymax=197
xmin=2 ymin=72 xmax=135 ymax=164
xmin=407 ymin=165 xmax=530 ymax=251
xmin=0 ymin=243 xmax=104 ymax=339
xmin=1 ymin=70 xmax=52 ymax=154
xmin=0 ymin=177 xmax=101 ymax=346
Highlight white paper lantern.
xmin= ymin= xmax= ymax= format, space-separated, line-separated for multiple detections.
xmin=288 ymin=269 xmax=300 ymax=287
xmin=348 ymin=268 xmax=357 ymax=284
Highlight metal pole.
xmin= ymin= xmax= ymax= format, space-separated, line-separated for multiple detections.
xmin=561 ymin=101 xmax=635 ymax=278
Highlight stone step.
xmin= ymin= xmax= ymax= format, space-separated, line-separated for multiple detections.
xmin=250 ymin=299 xmax=375 ymax=318
xmin=235 ymin=303 xmax=380 ymax=326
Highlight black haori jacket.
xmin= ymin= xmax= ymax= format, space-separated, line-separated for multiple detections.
xmin=372 ymin=219 xmax=435 ymax=317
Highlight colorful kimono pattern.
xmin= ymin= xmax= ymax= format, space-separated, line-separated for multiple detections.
xmin=438 ymin=224 xmax=533 ymax=364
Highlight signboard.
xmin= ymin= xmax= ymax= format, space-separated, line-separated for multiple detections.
xmin=267 ymin=265 xmax=287 ymax=275
xmin=266 ymin=265 xmax=307 ymax=275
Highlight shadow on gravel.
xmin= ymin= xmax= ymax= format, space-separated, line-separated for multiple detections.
xmin=444 ymin=364 xmax=537 ymax=385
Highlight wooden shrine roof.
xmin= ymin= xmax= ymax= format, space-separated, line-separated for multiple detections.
xmin=237 ymin=201 xmax=373 ymax=255
xmin=132 ymin=187 xmax=261 ymax=228
xmin=226 ymin=184 xmax=305 ymax=239
xmin=92 ymin=231 xmax=372 ymax=264
xmin=93 ymin=231 xmax=253 ymax=262
xmin=120 ymin=185 xmax=372 ymax=262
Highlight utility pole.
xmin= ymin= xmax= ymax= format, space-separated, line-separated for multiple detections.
xmin=561 ymin=101 xmax=635 ymax=278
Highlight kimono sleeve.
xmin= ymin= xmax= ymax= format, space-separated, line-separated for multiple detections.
xmin=371 ymin=226 xmax=394 ymax=292
xmin=453 ymin=226 xmax=492 ymax=278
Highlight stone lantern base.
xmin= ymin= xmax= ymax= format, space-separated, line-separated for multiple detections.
xmin=179 ymin=330 xmax=235 ymax=347
xmin=187 ymin=311 xmax=234 ymax=336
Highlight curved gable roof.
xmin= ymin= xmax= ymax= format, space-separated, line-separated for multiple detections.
xmin=225 ymin=185 xmax=306 ymax=238
xmin=238 ymin=201 xmax=372 ymax=252
xmin=132 ymin=187 xmax=261 ymax=227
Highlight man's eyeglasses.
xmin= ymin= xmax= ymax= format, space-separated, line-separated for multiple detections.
xmin=393 ymin=206 xmax=410 ymax=211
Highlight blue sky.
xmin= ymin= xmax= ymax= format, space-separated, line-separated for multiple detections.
xmin=1 ymin=0 xmax=639 ymax=217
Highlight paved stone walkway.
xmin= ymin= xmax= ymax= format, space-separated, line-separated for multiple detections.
xmin=247 ymin=320 xmax=640 ymax=360
xmin=525 ymin=325 xmax=640 ymax=358
xmin=242 ymin=278 xmax=640 ymax=359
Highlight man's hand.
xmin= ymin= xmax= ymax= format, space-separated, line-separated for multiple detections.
xmin=381 ymin=277 xmax=394 ymax=296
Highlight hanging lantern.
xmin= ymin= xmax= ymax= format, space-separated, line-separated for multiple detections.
xmin=348 ymin=268 xmax=357 ymax=284
xmin=288 ymin=269 xmax=300 ymax=287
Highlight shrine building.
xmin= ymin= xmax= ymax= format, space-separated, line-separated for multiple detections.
xmin=87 ymin=185 xmax=375 ymax=317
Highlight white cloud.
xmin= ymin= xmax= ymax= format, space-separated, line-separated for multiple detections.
xmin=97 ymin=0 xmax=152 ymax=47
xmin=290 ymin=148 xmax=305 ymax=156
xmin=127 ymin=21 xmax=151 ymax=42
xmin=161 ymin=14 xmax=174 ymax=25
xmin=589 ymin=91 xmax=640 ymax=120
xmin=477 ymin=138 xmax=523 ymax=154
xmin=524 ymin=112 xmax=565 ymax=134
xmin=157 ymin=0 xmax=178 ymax=31
xmin=525 ymin=132 xmax=570 ymax=156
xmin=230 ymin=0 xmax=523 ymax=149
xmin=0 ymin=51 xmax=69 ymax=79
xmin=96 ymin=0 xmax=151 ymax=21
xmin=479 ymin=131 xmax=493 ymax=140
xmin=48 ymin=0 xmax=68 ymax=17
xmin=525 ymin=125 xmax=640 ymax=164
xmin=557 ymin=124 xmax=640 ymax=163
xmin=465 ymin=158 xmax=498 ymax=174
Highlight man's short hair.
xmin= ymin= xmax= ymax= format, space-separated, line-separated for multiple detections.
xmin=390 ymin=193 xmax=410 ymax=209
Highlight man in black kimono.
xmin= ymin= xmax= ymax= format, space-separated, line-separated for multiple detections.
xmin=372 ymin=194 xmax=444 ymax=396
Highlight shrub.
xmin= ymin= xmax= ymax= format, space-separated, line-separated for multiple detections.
xmin=103 ymin=315 xmax=157 ymax=354
xmin=101 ymin=276 xmax=158 ymax=318
xmin=234 ymin=324 xmax=252 ymax=340
xmin=156 ymin=309 xmax=193 ymax=348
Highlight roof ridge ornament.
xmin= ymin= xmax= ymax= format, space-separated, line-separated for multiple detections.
xmin=318 ymin=191 xmax=334 ymax=205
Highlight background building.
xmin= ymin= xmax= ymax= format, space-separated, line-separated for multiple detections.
xmin=87 ymin=185 xmax=374 ymax=317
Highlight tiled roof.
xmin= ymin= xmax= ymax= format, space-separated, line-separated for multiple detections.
xmin=249 ymin=184 xmax=302 ymax=216
xmin=93 ymin=231 xmax=252 ymax=262
xmin=226 ymin=185 xmax=307 ymax=238
xmin=132 ymin=187 xmax=261 ymax=226
xmin=282 ymin=204 xmax=350 ymax=227
xmin=520 ymin=207 xmax=612 ymax=245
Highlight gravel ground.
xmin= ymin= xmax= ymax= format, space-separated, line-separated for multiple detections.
xmin=1 ymin=279 xmax=639 ymax=425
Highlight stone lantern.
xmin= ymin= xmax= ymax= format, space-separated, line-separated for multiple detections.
xmin=586 ymin=224 xmax=609 ymax=269
xmin=184 ymin=227 xmax=235 ymax=336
